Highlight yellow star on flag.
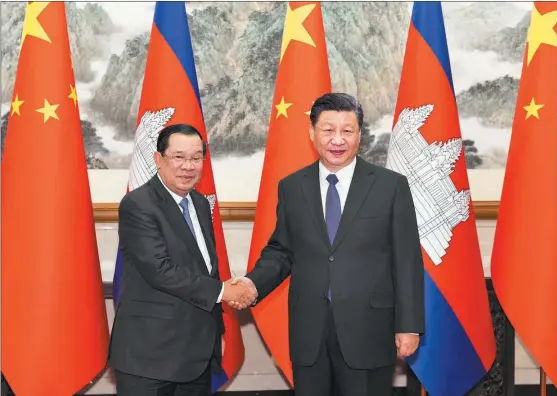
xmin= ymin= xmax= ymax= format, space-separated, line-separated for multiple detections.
xmin=523 ymin=98 xmax=544 ymax=120
xmin=11 ymin=94 xmax=25 ymax=116
xmin=280 ymin=4 xmax=316 ymax=63
xmin=526 ymin=5 xmax=557 ymax=65
xmin=21 ymin=2 xmax=51 ymax=46
xmin=36 ymin=99 xmax=60 ymax=123
xmin=68 ymin=85 xmax=78 ymax=107
xmin=304 ymin=101 xmax=315 ymax=116
xmin=275 ymin=96 xmax=293 ymax=119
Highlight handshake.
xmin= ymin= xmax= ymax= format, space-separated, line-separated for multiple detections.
xmin=222 ymin=277 xmax=258 ymax=310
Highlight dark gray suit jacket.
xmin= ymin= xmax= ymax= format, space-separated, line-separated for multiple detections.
xmin=246 ymin=156 xmax=425 ymax=369
xmin=108 ymin=175 xmax=224 ymax=382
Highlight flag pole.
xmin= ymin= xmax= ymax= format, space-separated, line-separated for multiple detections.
xmin=540 ymin=368 xmax=546 ymax=396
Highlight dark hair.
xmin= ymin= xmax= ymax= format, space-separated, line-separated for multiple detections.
xmin=156 ymin=123 xmax=207 ymax=156
xmin=309 ymin=93 xmax=364 ymax=129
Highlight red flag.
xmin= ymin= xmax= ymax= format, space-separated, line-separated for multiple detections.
xmin=246 ymin=2 xmax=331 ymax=385
xmin=491 ymin=2 xmax=557 ymax=385
xmin=1 ymin=2 xmax=109 ymax=395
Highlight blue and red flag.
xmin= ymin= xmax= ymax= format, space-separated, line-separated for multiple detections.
xmin=112 ymin=2 xmax=245 ymax=391
xmin=385 ymin=2 xmax=496 ymax=395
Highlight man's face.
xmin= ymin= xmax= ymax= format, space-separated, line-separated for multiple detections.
xmin=309 ymin=110 xmax=361 ymax=172
xmin=154 ymin=133 xmax=204 ymax=196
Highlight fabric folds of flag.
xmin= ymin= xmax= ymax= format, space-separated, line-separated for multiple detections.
xmin=385 ymin=3 xmax=495 ymax=395
xmin=111 ymin=2 xmax=244 ymax=391
xmin=491 ymin=2 xmax=557 ymax=385
xmin=246 ymin=2 xmax=331 ymax=386
xmin=1 ymin=2 xmax=109 ymax=395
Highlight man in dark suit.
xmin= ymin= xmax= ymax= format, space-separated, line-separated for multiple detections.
xmin=109 ymin=124 xmax=256 ymax=396
xmin=231 ymin=93 xmax=425 ymax=395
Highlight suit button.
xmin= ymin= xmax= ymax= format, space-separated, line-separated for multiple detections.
xmin=328 ymin=256 xmax=334 ymax=262
xmin=322 ymin=293 xmax=328 ymax=299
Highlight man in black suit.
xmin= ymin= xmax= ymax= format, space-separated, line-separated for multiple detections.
xmin=109 ymin=124 xmax=256 ymax=396
xmin=231 ymin=93 xmax=425 ymax=396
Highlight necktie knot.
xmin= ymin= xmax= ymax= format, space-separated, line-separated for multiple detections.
xmin=326 ymin=174 xmax=339 ymax=185
xmin=179 ymin=197 xmax=190 ymax=212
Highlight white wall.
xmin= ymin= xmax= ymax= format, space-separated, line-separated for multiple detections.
xmin=83 ymin=220 xmax=549 ymax=394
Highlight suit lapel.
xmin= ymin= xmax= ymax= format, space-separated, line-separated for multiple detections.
xmin=190 ymin=191 xmax=218 ymax=276
xmin=149 ymin=176 xmax=207 ymax=270
xmin=331 ymin=157 xmax=376 ymax=252
xmin=301 ymin=161 xmax=331 ymax=249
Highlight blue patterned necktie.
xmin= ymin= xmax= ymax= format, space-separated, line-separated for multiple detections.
xmin=179 ymin=197 xmax=197 ymax=240
xmin=325 ymin=173 xmax=340 ymax=300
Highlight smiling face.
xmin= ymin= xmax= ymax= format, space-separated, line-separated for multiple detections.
xmin=154 ymin=133 xmax=204 ymax=197
xmin=309 ymin=110 xmax=361 ymax=172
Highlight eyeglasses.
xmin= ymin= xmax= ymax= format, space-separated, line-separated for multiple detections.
xmin=164 ymin=154 xmax=204 ymax=166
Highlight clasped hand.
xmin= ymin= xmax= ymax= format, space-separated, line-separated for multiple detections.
xmin=222 ymin=277 xmax=257 ymax=310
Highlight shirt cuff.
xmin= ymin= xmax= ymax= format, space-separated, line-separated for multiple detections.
xmin=216 ymin=283 xmax=224 ymax=303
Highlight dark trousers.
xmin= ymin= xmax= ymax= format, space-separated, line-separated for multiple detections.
xmin=293 ymin=303 xmax=395 ymax=396
xmin=114 ymin=361 xmax=211 ymax=396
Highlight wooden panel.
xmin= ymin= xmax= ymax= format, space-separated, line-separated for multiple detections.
xmin=94 ymin=201 xmax=499 ymax=222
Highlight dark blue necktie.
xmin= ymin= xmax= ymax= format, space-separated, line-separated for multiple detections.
xmin=325 ymin=174 xmax=340 ymax=300
xmin=179 ymin=197 xmax=197 ymax=240
xmin=326 ymin=174 xmax=341 ymax=244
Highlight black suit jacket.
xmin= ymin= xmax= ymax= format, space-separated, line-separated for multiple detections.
xmin=246 ymin=156 xmax=425 ymax=369
xmin=108 ymin=175 xmax=224 ymax=382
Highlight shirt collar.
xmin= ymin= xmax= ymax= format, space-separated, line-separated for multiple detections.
xmin=157 ymin=173 xmax=190 ymax=205
xmin=318 ymin=156 xmax=357 ymax=186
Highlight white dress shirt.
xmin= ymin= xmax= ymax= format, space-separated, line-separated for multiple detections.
xmin=318 ymin=157 xmax=357 ymax=219
xmin=158 ymin=175 xmax=224 ymax=302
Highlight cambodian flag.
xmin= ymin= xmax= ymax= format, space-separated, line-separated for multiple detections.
xmin=385 ymin=3 xmax=496 ymax=395
xmin=112 ymin=2 xmax=245 ymax=391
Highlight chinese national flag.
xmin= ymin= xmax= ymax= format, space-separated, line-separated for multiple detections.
xmin=246 ymin=2 xmax=331 ymax=385
xmin=491 ymin=2 xmax=557 ymax=385
xmin=1 ymin=3 xmax=109 ymax=395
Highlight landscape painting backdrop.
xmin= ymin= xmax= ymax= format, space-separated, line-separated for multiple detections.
xmin=1 ymin=1 xmax=532 ymax=201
